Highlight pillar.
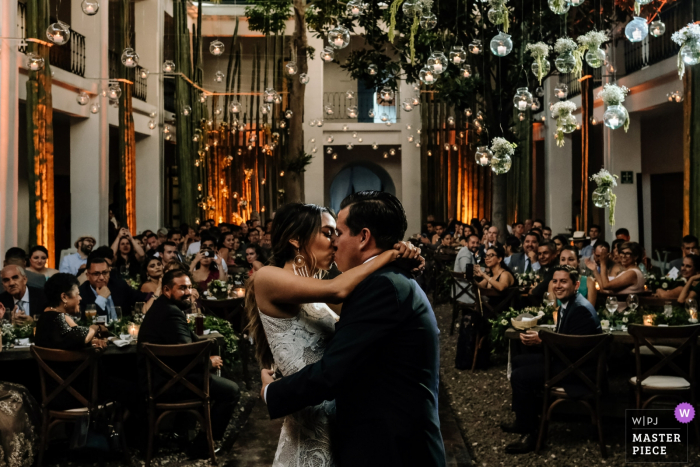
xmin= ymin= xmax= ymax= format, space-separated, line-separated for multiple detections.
xmin=400 ymin=79 xmax=421 ymax=238
xmin=303 ymin=34 xmax=325 ymax=205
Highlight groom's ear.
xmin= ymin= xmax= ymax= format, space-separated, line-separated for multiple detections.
xmin=358 ymin=228 xmax=373 ymax=249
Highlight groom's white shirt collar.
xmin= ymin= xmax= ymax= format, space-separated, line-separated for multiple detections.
xmin=363 ymin=255 xmax=378 ymax=264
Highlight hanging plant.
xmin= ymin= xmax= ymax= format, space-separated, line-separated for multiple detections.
xmin=526 ymin=42 xmax=551 ymax=85
xmin=551 ymin=101 xmax=577 ymax=148
xmin=553 ymin=37 xmax=580 ymax=74
xmin=489 ymin=137 xmax=516 ymax=175
xmin=577 ymin=30 xmax=609 ymax=73
xmin=597 ymin=83 xmax=630 ymax=132
xmin=389 ymin=0 xmax=432 ymax=65
xmin=487 ymin=0 xmax=510 ymax=33
xmin=590 ymin=168 xmax=619 ymax=229
xmin=671 ymin=23 xmax=700 ymax=80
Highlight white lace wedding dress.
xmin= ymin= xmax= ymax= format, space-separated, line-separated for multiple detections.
xmin=259 ymin=303 xmax=339 ymax=467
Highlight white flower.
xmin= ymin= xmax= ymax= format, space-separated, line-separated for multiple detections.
xmin=589 ymin=168 xmax=618 ymax=188
xmin=526 ymin=42 xmax=551 ymax=58
xmin=537 ymin=310 xmax=545 ymax=317
xmin=671 ymin=23 xmax=700 ymax=47
xmin=601 ymin=320 xmax=610 ymax=328
xmin=490 ymin=137 xmax=516 ymax=158
xmin=662 ymin=282 xmax=668 ymax=289
xmin=577 ymin=30 xmax=609 ymax=49
xmin=624 ymin=311 xmax=630 ymax=315
xmin=551 ymin=101 xmax=577 ymax=119
xmin=501 ymin=319 xmax=508 ymax=326
xmin=596 ymin=83 xmax=629 ymax=106
xmin=554 ymin=37 xmax=577 ymax=54
xmin=622 ymin=317 xmax=629 ymax=323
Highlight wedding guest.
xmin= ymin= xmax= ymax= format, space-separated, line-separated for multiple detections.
xmin=248 ymin=227 xmax=262 ymax=246
xmin=140 ymin=257 xmax=163 ymax=295
xmin=190 ymin=248 xmax=228 ymax=293
xmin=512 ymin=221 xmax=524 ymax=240
xmin=181 ymin=223 xmax=197 ymax=254
xmin=137 ymin=270 xmax=240 ymax=446
xmin=217 ymin=232 xmax=238 ymax=267
xmin=508 ymin=232 xmax=541 ymax=274
xmin=532 ymin=219 xmax=544 ymax=231
xmin=542 ymin=226 xmax=552 ymax=241
xmin=453 ymin=235 xmax=479 ymax=306
xmin=4 ymin=248 xmax=46 ymax=289
xmin=585 ymin=241 xmax=645 ymax=295
xmin=669 ymin=235 xmax=699 ymax=272
xmin=156 ymin=227 xmax=169 ymax=245
xmin=485 ymin=226 xmax=501 ymax=248
xmin=615 ymin=228 xmax=630 ymax=242
xmin=530 ymin=242 xmax=559 ymax=300
xmin=27 ymin=245 xmax=58 ymax=278
xmin=655 ymin=254 xmax=700 ymax=300
xmin=504 ymin=236 xmax=521 ymax=266
xmin=261 ymin=232 xmax=273 ymax=259
xmin=677 ymin=256 xmax=700 ymax=304
xmin=59 ymin=235 xmax=96 ymax=276
xmin=473 ymin=246 xmax=515 ymax=309
xmin=201 ymin=235 xmax=230 ymax=274
xmin=111 ymin=228 xmax=145 ymax=279
xmin=548 ymin=246 xmax=597 ymax=305
xmin=552 ymin=234 xmax=569 ymax=254
xmin=246 ymin=245 xmax=265 ymax=276
xmin=504 ymin=265 xmax=601 ymax=454
xmin=438 ymin=233 xmax=455 ymax=251
xmin=431 ymin=222 xmax=446 ymax=245
xmin=580 ymin=224 xmax=602 ymax=258
xmin=523 ymin=219 xmax=533 ymax=233
xmin=79 ymin=257 xmax=146 ymax=319
xmin=158 ymin=241 xmax=184 ymax=264
xmin=0 ymin=265 xmax=47 ymax=322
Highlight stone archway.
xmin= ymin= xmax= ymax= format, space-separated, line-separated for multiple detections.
xmin=329 ymin=161 xmax=396 ymax=214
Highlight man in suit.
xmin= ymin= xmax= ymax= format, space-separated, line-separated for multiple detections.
xmin=0 ymin=265 xmax=47 ymax=323
xmin=4 ymin=247 xmax=46 ymax=289
xmin=502 ymin=266 xmax=601 ymax=454
xmin=138 ymin=270 xmax=239 ymax=445
xmin=261 ymin=191 xmax=446 ymax=467
xmin=529 ymin=242 xmax=559 ymax=300
xmin=668 ymin=235 xmax=699 ymax=272
xmin=508 ymin=232 xmax=541 ymax=275
xmin=79 ymin=257 xmax=146 ymax=319
xmin=453 ymin=234 xmax=482 ymax=305
xmin=579 ymin=224 xmax=602 ymax=258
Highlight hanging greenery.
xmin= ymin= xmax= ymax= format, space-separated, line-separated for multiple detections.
xmin=551 ymin=101 xmax=577 ymax=148
xmin=487 ymin=0 xmax=510 ymax=33
xmin=590 ymin=168 xmax=618 ymax=230
xmin=526 ymin=42 xmax=550 ymax=84
xmin=672 ymin=23 xmax=700 ymax=80
xmin=576 ymin=30 xmax=609 ymax=74
xmin=598 ymin=83 xmax=630 ymax=132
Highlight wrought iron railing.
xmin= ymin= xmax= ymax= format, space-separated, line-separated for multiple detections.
xmin=108 ymin=50 xmax=148 ymax=101
xmin=322 ymin=91 xmax=401 ymax=123
xmin=17 ymin=2 xmax=87 ymax=77
xmin=625 ymin=0 xmax=691 ymax=74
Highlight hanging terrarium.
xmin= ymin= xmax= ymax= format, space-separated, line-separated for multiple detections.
xmin=489 ymin=137 xmax=516 ymax=175
xmin=590 ymin=168 xmax=618 ymax=229
xmin=526 ymin=42 xmax=551 ymax=85
xmin=347 ymin=106 xmax=359 ymax=118
xmin=199 ymin=92 xmax=207 ymax=103
xmin=345 ymin=90 xmax=355 ymax=99
xmin=427 ymin=52 xmax=448 ymax=74
xmin=487 ymin=0 xmax=510 ymax=33
xmin=548 ymin=0 xmax=570 ymax=15
xmin=570 ymin=0 xmax=585 ymax=5
xmin=650 ymin=20 xmax=666 ymax=37
xmin=577 ymin=30 xmax=609 ymax=70
xmin=420 ymin=12 xmax=437 ymax=30
xmin=367 ymin=64 xmax=378 ymax=75
xmin=464 ymin=108 xmax=472 ymax=117
xmin=672 ymin=23 xmax=700 ymax=79
xmin=328 ymin=25 xmax=351 ymax=49
xmin=264 ymin=88 xmax=277 ymax=102
xmin=380 ymin=86 xmax=395 ymax=101
xmin=76 ymin=91 xmax=89 ymax=106
xmin=598 ymin=83 xmax=630 ymax=131
xmin=490 ymin=32 xmax=513 ymax=57
xmin=402 ymin=99 xmax=414 ymax=112
xmin=139 ymin=68 xmax=149 ymax=79
xmin=380 ymin=112 xmax=390 ymax=122
xmin=163 ymin=60 xmax=175 ymax=72
xmin=460 ymin=64 xmax=472 ymax=78
xmin=260 ymin=103 xmax=272 ymax=115
xmin=411 ymin=95 xmax=421 ymax=106
xmin=182 ymin=105 xmax=192 ymax=116
xmin=531 ymin=98 xmax=541 ymax=111
xmin=320 ymin=47 xmax=335 ymax=62
xmin=90 ymin=101 xmax=100 ymax=114
xmin=81 ymin=0 xmax=100 ymax=15
xmin=554 ymin=37 xmax=577 ymax=73
xmin=368 ymin=109 xmax=375 ymax=118
xmin=285 ymin=61 xmax=299 ymax=75
xmin=46 ymin=21 xmax=70 ymax=45
xmin=121 ymin=48 xmax=139 ymax=68
xmin=554 ymin=83 xmax=568 ymax=99
xmin=299 ymin=73 xmax=310 ymax=84
xmin=346 ymin=0 xmax=365 ymax=16
xmin=324 ymin=105 xmax=334 ymax=116
xmin=228 ymin=100 xmax=240 ymax=114
xmin=551 ymin=101 xmax=577 ymax=147
xmin=513 ymin=87 xmax=533 ymax=112
xmin=625 ymin=17 xmax=649 ymax=43
xmin=469 ymin=39 xmax=483 ymax=55
xmin=449 ymin=46 xmax=467 ymax=65
xmin=107 ymin=83 xmax=121 ymax=100
xmin=210 ymin=40 xmax=225 ymax=56
xmin=214 ymin=71 xmax=225 ymax=83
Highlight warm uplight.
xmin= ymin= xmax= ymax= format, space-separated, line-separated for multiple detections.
xmin=643 ymin=314 xmax=654 ymax=326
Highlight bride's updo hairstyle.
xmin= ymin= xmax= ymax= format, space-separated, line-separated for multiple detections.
xmin=245 ymin=203 xmax=335 ymax=368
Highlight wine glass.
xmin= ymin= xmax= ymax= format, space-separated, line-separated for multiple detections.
xmin=686 ymin=298 xmax=698 ymax=320
xmin=606 ymin=296 xmax=619 ymax=314
xmin=542 ymin=292 xmax=555 ymax=308
xmin=626 ymin=294 xmax=639 ymax=312
xmin=113 ymin=306 xmax=122 ymax=324
xmin=85 ymin=304 xmax=97 ymax=322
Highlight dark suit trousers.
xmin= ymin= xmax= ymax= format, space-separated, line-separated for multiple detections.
xmin=510 ymin=354 xmax=545 ymax=432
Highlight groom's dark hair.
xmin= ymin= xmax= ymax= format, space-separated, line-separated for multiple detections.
xmin=340 ymin=191 xmax=407 ymax=250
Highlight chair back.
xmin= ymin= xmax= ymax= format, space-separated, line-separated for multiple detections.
xmin=140 ymin=340 xmax=213 ymax=403
xmin=449 ymin=271 xmax=480 ymax=310
xmin=30 ymin=346 xmax=100 ymax=411
xmin=540 ymin=331 xmax=613 ymax=395
xmin=628 ymin=324 xmax=700 ymax=388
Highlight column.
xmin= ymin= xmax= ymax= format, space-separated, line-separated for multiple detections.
xmin=0 ymin=0 xmax=19 ymax=252
xmin=400 ymin=80 xmax=422 ymax=238
xmin=303 ymin=34 xmax=326 ymax=205
xmin=543 ymin=78 xmax=573 ymax=236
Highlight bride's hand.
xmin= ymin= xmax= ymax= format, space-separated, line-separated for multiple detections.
xmin=393 ymin=242 xmax=423 ymax=272
xmin=260 ymin=369 xmax=275 ymax=401
xmin=394 ymin=241 xmax=420 ymax=259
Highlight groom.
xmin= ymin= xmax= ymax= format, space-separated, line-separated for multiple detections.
xmin=261 ymin=191 xmax=446 ymax=466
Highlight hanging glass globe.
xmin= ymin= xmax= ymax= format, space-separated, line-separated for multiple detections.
xmin=320 ymin=47 xmax=335 ymax=62
xmin=447 ymin=116 xmax=455 ymax=125
xmin=199 ymin=93 xmax=207 ymax=103
xmin=46 ymin=21 xmax=70 ymax=45
xmin=555 ymin=52 xmax=576 ymax=73
xmin=299 ymin=73 xmax=310 ymax=84
xmin=346 ymin=143 xmax=354 ymax=150
xmin=81 ymin=0 xmax=100 ymax=15
xmin=285 ymin=61 xmax=299 ymax=75
xmin=214 ymin=71 xmax=225 ymax=83
xmin=148 ymin=120 xmax=156 ymax=130
xmin=518 ymin=112 xmax=525 ymax=121
xmin=324 ymin=105 xmax=334 ymax=116
xmin=380 ymin=86 xmax=395 ymax=101
xmin=368 ymin=109 xmax=375 ymax=118
xmin=347 ymin=106 xmax=359 ymax=118
xmin=229 ymin=100 xmax=241 ymax=113
xmin=585 ymin=47 xmax=606 ymax=68
xmin=402 ymin=0 xmax=423 ymax=15
xmin=389 ymin=148 xmax=396 ymax=156
xmin=109 ymin=98 xmax=119 ymax=108
xmin=420 ymin=13 xmax=438 ymax=30
xmin=513 ymin=87 xmax=533 ymax=111
xmin=326 ymin=135 xmax=335 ymax=143
xmin=76 ymin=91 xmax=89 ymax=106
xmin=419 ymin=65 xmax=437 ymax=84
xmin=312 ymin=146 xmax=318 ymax=153
xmin=531 ymin=98 xmax=541 ymax=111
xmin=264 ymin=88 xmax=277 ymax=103
xmin=460 ymin=64 xmax=472 ymax=78
xmin=491 ymin=154 xmax=512 ymax=174
xmin=210 ymin=40 xmax=225 ymax=56
xmin=182 ymin=105 xmax=192 ymax=116
xmin=121 ymin=48 xmax=139 ymax=68
xmin=346 ymin=90 xmax=355 ymax=99
xmin=309 ymin=119 xmax=317 ymax=127
xmin=260 ymin=103 xmax=272 ymax=115
xmin=490 ymin=32 xmax=513 ymax=57
xmin=637 ymin=0 xmax=653 ymax=4
xmin=469 ymin=39 xmax=483 ymax=55
xmin=603 ymin=104 xmax=627 ymax=130
xmin=681 ymin=40 xmax=700 ymax=66
xmin=90 ymin=101 xmax=100 ymax=114
xmin=554 ymin=83 xmax=568 ymax=99
xmin=346 ymin=0 xmax=364 ymax=16
xmin=592 ymin=187 xmax=612 ymax=208
xmin=449 ymin=46 xmax=467 ymax=65
xmin=559 ymin=113 xmax=578 ymax=133
xmin=149 ymin=110 xmax=157 ymax=118
xmin=163 ymin=60 xmax=175 ymax=73
xmin=380 ymin=112 xmax=389 ymax=122
xmin=427 ymin=52 xmax=448 ymax=74
xmin=326 ymin=147 xmax=333 ymax=155
xmin=535 ymin=86 xmax=544 ymax=97
xmin=372 ymin=142 xmax=378 ymax=149
xmin=139 ymin=68 xmax=149 ymax=79
xmin=625 ymin=17 xmax=649 ymax=43
xmin=408 ymin=134 xmax=415 ymax=142
xmin=214 ymin=107 xmax=223 ymax=116
xmin=650 ymin=20 xmax=666 ymax=37
xmin=329 ymin=25 xmax=351 ymax=49
xmin=570 ymin=0 xmax=585 ymax=5
xmin=475 ymin=146 xmax=493 ymax=167
xmin=107 ymin=83 xmax=121 ymax=100
xmin=415 ymin=141 xmax=421 ymax=148
xmin=531 ymin=58 xmax=551 ymax=77
xmin=411 ymin=95 xmax=421 ymax=106
xmin=402 ymin=99 xmax=414 ymax=112
xmin=548 ymin=0 xmax=570 ymax=15
xmin=367 ymin=64 xmax=378 ymax=76
xmin=464 ymin=108 xmax=472 ymax=117
xmin=282 ymin=109 xmax=291 ymax=119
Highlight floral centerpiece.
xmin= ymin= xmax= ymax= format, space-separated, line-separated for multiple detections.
xmin=551 ymin=101 xmax=577 ymax=147
xmin=597 ymin=83 xmax=630 ymax=131
xmin=487 ymin=0 xmax=510 ymax=33
xmin=526 ymin=42 xmax=551 ymax=84
xmin=577 ymin=30 xmax=609 ymax=71
xmin=2 ymin=322 xmax=35 ymax=349
xmin=590 ymin=168 xmax=618 ymax=229
xmin=644 ymin=273 xmax=686 ymax=292
xmin=671 ymin=23 xmax=700 ymax=79
xmin=489 ymin=137 xmax=516 ymax=175
xmin=515 ymin=271 xmax=539 ymax=289
xmin=126 ymin=276 xmax=141 ymax=291
xmin=206 ymin=279 xmax=229 ymax=300
xmin=489 ymin=305 xmax=555 ymax=353
xmin=554 ymin=37 xmax=579 ymax=74
xmin=187 ymin=315 xmax=240 ymax=370
xmin=598 ymin=304 xmax=695 ymax=328
xmin=228 ymin=271 xmax=248 ymax=286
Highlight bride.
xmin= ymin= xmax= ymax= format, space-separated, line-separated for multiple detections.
xmin=245 ymin=203 xmax=418 ymax=467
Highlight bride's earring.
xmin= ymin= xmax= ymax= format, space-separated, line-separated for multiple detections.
xmin=293 ymin=250 xmax=310 ymax=277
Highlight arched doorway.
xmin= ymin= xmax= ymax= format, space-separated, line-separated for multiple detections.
xmin=329 ymin=162 xmax=396 ymax=214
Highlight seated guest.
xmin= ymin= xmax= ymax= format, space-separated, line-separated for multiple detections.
xmin=79 ymin=257 xmax=146 ymax=319
xmin=453 ymin=236 xmax=479 ymax=306
xmin=190 ymin=247 xmax=228 ymax=293
xmin=585 ymin=241 xmax=645 ymax=297
xmin=59 ymin=235 xmax=95 ymax=276
xmin=669 ymin=235 xmax=699 ymax=272
xmin=431 ymin=222 xmax=446 ymax=245
xmin=144 ymin=232 xmax=160 ymax=254
xmin=504 ymin=266 xmax=601 ymax=454
xmin=5 ymin=247 xmax=46 ymax=288
xmin=552 ymin=234 xmax=568 ymax=254
xmin=672 ymin=255 xmax=700 ymax=303
xmin=504 ymin=235 xmax=521 ymax=266
xmin=140 ymin=257 xmax=164 ymax=295
xmin=529 ymin=242 xmax=559 ymax=300
xmin=158 ymin=240 xmax=184 ymax=264
xmin=156 ymin=227 xmax=169 ymax=245
xmin=27 ymin=245 xmax=58 ymax=278
xmin=437 ymin=233 xmax=455 ymax=253
xmin=616 ymin=228 xmax=631 ymax=242
xmin=541 ymin=226 xmax=552 ymax=241
xmin=217 ymin=232 xmax=237 ymax=267
xmin=473 ymin=246 xmax=515 ymax=309
xmin=508 ymin=232 xmax=541 ymax=274
xmin=579 ymin=224 xmax=602 ymax=258
xmin=548 ymin=246 xmax=597 ymax=306
xmin=593 ymin=242 xmax=622 ymax=278
xmin=0 ymin=265 xmax=47 ymax=323
xmin=245 ymin=245 xmax=265 ymax=276
xmin=532 ymin=219 xmax=544 ymax=231
xmin=512 ymin=221 xmax=524 ymax=240
xmin=261 ymin=232 xmax=273 ymax=260
xmin=111 ymin=227 xmax=145 ymax=279
xmin=248 ymin=226 xmax=262 ymax=246
xmin=138 ymin=271 xmax=240 ymax=444
xmin=201 ymin=234 xmax=229 ymax=274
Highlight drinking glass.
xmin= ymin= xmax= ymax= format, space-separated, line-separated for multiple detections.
xmin=85 ymin=304 xmax=97 ymax=322
xmin=542 ymin=292 xmax=555 ymax=308
xmin=686 ymin=298 xmax=698 ymax=319
xmin=113 ymin=306 xmax=122 ymax=323
xmin=626 ymin=294 xmax=639 ymax=312
xmin=133 ymin=302 xmax=145 ymax=316
xmin=605 ymin=296 xmax=618 ymax=313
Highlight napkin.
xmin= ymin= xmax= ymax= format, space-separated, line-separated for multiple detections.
xmin=203 ymin=329 xmax=211 ymax=335
xmin=668 ymin=267 xmax=679 ymax=279
xmin=111 ymin=339 xmax=131 ymax=348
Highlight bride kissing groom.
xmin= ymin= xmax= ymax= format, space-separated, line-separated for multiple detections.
xmin=248 ymin=191 xmax=446 ymax=467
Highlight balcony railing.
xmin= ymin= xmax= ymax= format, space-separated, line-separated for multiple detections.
xmin=109 ymin=50 xmax=148 ymax=101
xmin=323 ymin=91 xmax=401 ymax=123
xmin=625 ymin=0 xmax=690 ymax=74
xmin=17 ymin=2 xmax=86 ymax=78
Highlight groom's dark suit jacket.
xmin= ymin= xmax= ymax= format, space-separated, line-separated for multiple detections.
xmin=266 ymin=264 xmax=446 ymax=467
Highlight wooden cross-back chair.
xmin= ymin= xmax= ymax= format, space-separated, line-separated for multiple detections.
xmin=140 ymin=340 xmax=217 ymax=467
xmin=536 ymin=332 xmax=613 ymax=458
xmin=30 ymin=346 xmax=101 ymax=467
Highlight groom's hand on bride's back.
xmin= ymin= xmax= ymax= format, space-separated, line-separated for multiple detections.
xmin=393 ymin=242 xmax=425 ymax=276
